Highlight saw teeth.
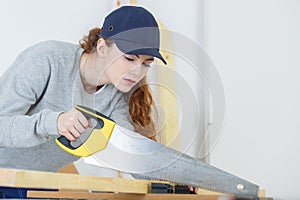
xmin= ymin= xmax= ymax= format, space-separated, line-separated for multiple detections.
xmin=132 ymin=174 xmax=228 ymax=195
xmin=82 ymin=163 xmax=255 ymax=198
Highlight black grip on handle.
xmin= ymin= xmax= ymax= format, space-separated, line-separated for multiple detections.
xmin=57 ymin=135 xmax=76 ymax=150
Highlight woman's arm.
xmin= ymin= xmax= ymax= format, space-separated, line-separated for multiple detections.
xmin=0 ymin=47 xmax=60 ymax=147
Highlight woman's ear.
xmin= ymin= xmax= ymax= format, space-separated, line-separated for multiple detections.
xmin=96 ymin=38 xmax=106 ymax=58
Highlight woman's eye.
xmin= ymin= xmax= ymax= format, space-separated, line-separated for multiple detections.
xmin=143 ymin=63 xmax=151 ymax=68
xmin=124 ymin=56 xmax=134 ymax=61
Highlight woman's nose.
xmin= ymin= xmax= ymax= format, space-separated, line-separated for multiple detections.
xmin=130 ymin=63 xmax=147 ymax=76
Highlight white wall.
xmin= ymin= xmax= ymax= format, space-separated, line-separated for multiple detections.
xmin=0 ymin=0 xmax=115 ymax=75
xmin=207 ymin=0 xmax=300 ymax=199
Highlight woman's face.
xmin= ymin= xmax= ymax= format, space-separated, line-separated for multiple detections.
xmin=103 ymin=43 xmax=154 ymax=92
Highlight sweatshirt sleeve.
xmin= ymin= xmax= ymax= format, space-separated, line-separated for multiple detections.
xmin=0 ymin=46 xmax=61 ymax=148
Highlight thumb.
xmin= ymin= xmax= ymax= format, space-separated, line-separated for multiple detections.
xmin=88 ymin=119 xmax=94 ymax=128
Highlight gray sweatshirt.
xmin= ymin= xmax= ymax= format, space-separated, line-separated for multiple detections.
xmin=0 ymin=40 xmax=134 ymax=172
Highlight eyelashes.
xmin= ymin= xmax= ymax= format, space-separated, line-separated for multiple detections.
xmin=124 ymin=56 xmax=151 ymax=68
xmin=143 ymin=63 xmax=151 ymax=68
xmin=124 ymin=56 xmax=134 ymax=61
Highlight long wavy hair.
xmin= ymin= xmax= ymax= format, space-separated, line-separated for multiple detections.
xmin=80 ymin=27 xmax=157 ymax=141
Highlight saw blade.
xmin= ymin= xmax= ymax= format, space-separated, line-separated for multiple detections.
xmin=83 ymin=125 xmax=259 ymax=198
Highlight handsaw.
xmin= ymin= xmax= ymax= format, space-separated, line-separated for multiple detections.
xmin=56 ymin=105 xmax=259 ymax=199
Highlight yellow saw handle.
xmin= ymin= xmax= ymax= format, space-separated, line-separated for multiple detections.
xmin=55 ymin=105 xmax=116 ymax=157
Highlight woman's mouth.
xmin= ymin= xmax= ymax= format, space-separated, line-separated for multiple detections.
xmin=123 ymin=78 xmax=136 ymax=86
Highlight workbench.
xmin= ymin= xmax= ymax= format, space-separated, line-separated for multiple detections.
xmin=0 ymin=168 xmax=272 ymax=200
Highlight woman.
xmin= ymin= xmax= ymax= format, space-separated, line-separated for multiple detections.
xmin=0 ymin=6 xmax=167 ymax=198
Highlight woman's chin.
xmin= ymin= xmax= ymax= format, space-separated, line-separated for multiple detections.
xmin=115 ymin=85 xmax=132 ymax=93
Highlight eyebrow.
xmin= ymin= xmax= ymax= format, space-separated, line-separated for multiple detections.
xmin=135 ymin=55 xmax=154 ymax=61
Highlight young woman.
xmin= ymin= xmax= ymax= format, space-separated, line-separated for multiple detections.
xmin=0 ymin=6 xmax=167 ymax=198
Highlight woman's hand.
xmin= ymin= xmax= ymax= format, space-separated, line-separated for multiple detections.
xmin=57 ymin=108 xmax=93 ymax=141
xmin=188 ymin=186 xmax=199 ymax=194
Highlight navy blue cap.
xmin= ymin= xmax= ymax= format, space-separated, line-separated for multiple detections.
xmin=100 ymin=6 xmax=167 ymax=65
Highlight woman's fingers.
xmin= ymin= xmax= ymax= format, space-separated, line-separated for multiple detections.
xmin=76 ymin=112 xmax=90 ymax=129
xmin=68 ymin=125 xmax=81 ymax=138
xmin=88 ymin=119 xmax=94 ymax=128
xmin=60 ymin=130 xmax=77 ymax=141
xmin=57 ymin=109 xmax=91 ymax=141
xmin=188 ymin=186 xmax=199 ymax=194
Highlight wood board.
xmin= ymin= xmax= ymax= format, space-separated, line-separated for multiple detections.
xmin=27 ymin=190 xmax=273 ymax=200
xmin=0 ymin=168 xmax=272 ymax=199
xmin=0 ymin=168 xmax=148 ymax=194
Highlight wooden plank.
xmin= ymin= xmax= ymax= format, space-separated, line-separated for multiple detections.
xmin=198 ymin=188 xmax=267 ymax=198
xmin=156 ymin=21 xmax=180 ymax=150
xmin=27 ymin=191 xmax=273 ymax=200
xmin=0 ymin=168 xmax=148 ymax=194
xmin=258 ymin=189 xmax=266 ymax=197
xmin=130 ymin=0 xmax=137 ymax=5
xmin=27 ymin=191 xmax=225 ymax=200
xmin=0 ymin=168 xmax=271 ymax=199
xmin=57 ymin=163 xmax=79 ymax=174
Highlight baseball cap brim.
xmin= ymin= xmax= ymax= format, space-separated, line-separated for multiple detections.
xmin=114 ymin=39 xmax=167 ymax=65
